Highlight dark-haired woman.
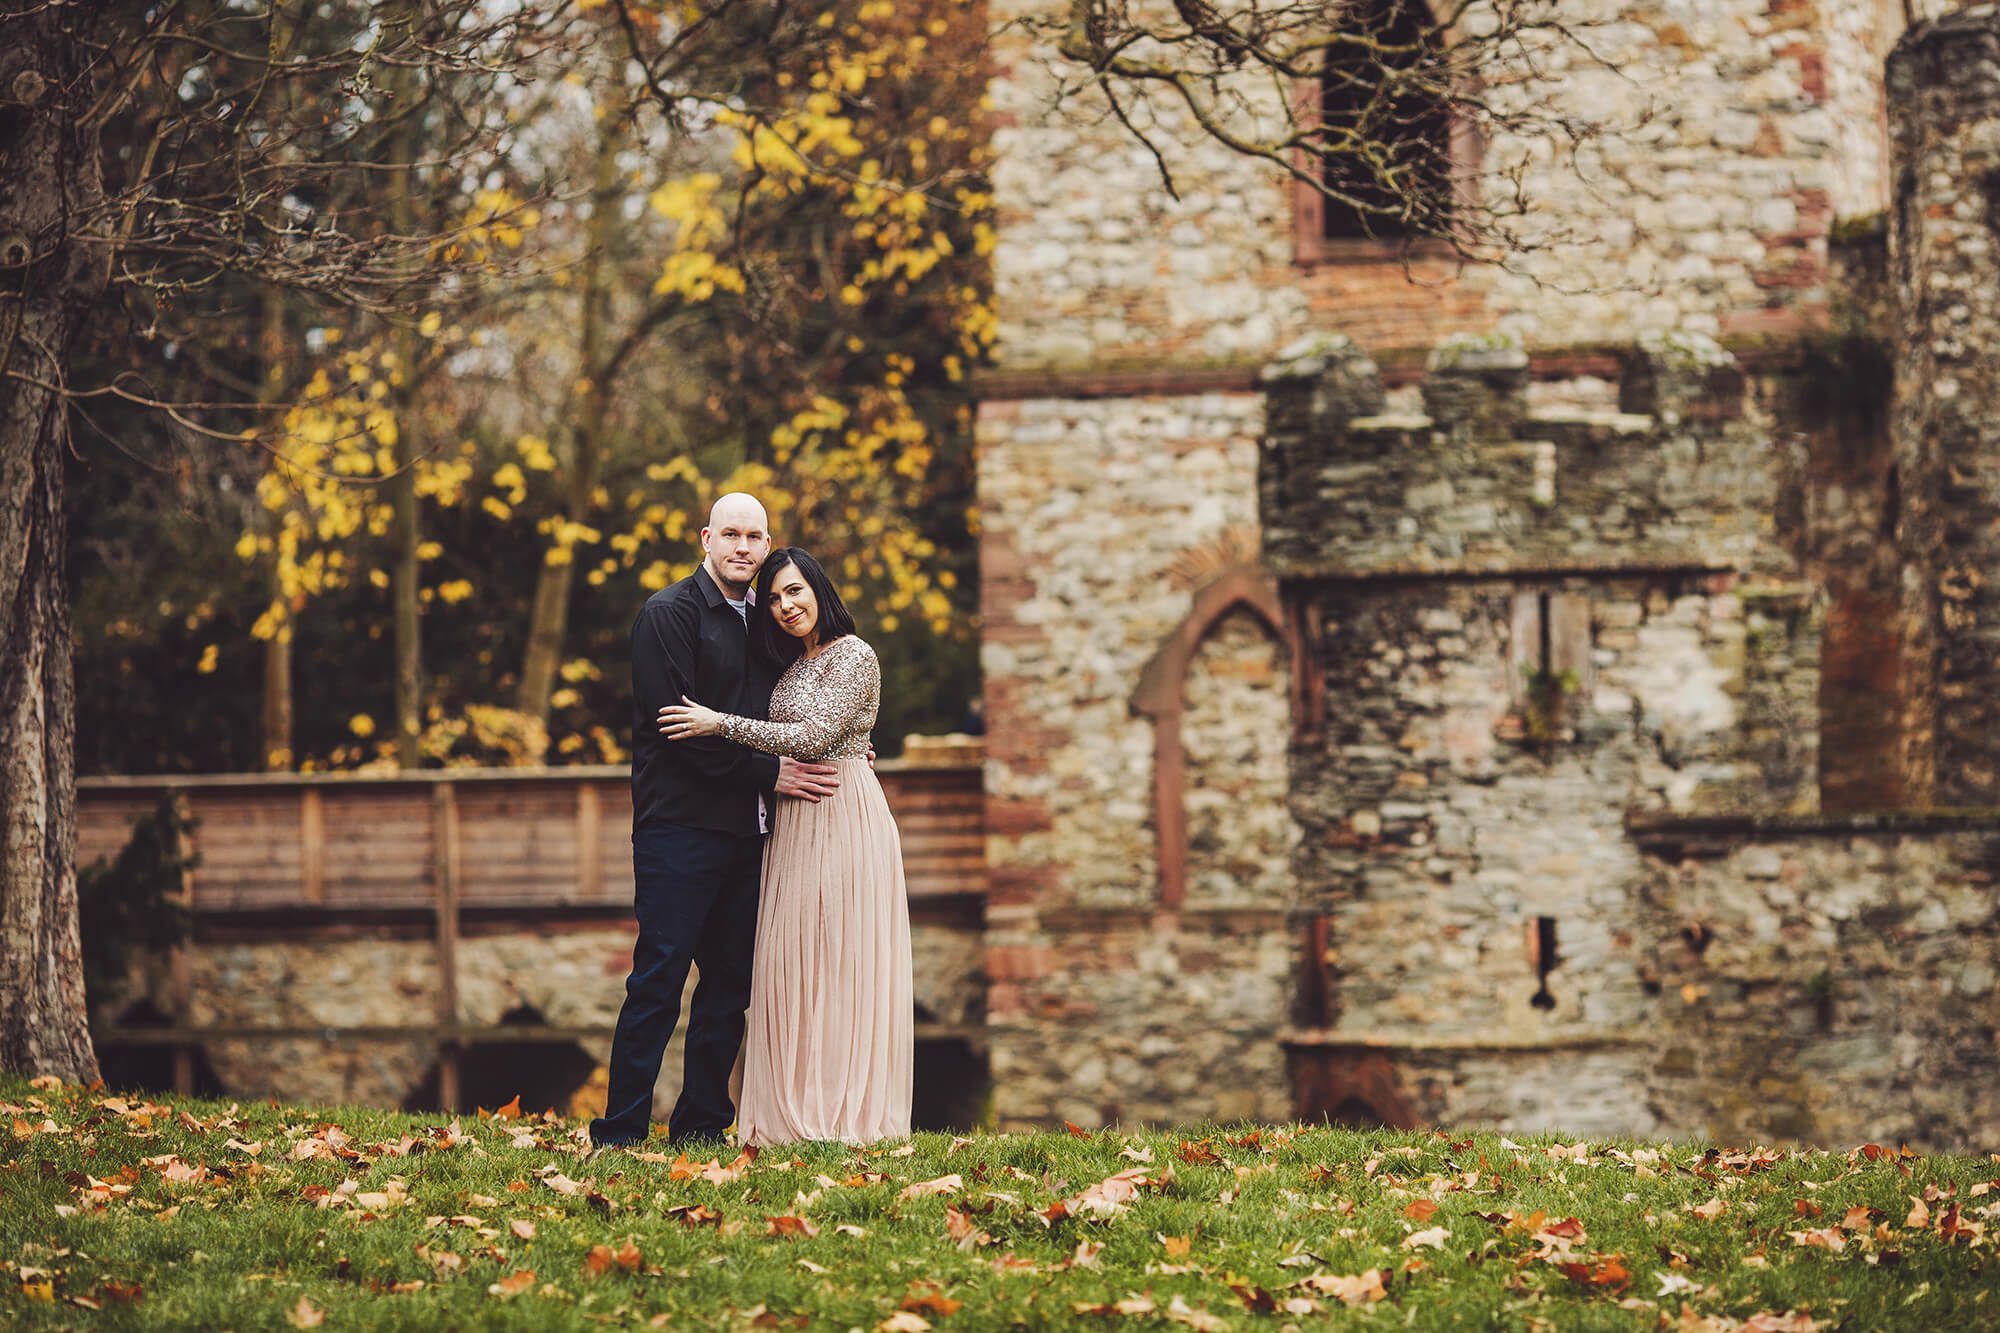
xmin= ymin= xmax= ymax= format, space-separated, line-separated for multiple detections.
xmin=655 ymin=548 xmax=912 ymax=1147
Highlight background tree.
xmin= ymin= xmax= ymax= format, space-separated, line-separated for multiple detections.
xmin=0 ymin=0 xmax=578 ymax=1079
xmin=72 ymin=0 xmax=993 ymax=780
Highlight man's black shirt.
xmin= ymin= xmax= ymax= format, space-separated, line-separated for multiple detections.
xmin=630 ymin=564 xmax=780 ymax=836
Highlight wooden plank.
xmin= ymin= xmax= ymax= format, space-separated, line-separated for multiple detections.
xmin=299 ymin=788 xmax=325 ymax=904
xmin=171 ymin=793 xmax=196 ymax=1096
xmin=575 ymin=783 xmax=601 ymax=902
xmin=433 ymin=783 xmax=462 ymax=1114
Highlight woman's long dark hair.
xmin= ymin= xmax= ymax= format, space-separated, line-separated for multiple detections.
xmin=750 ymin=547 xmax=857 ymax=669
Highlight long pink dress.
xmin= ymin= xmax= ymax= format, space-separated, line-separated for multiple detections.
xmin=716 ymin=635 xmax=913 ymax=1146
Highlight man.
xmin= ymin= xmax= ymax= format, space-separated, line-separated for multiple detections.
xmin=589 ymin=492 xmax=842 ymax=1149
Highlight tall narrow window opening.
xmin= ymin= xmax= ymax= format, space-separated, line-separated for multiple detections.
xmin=1317 ymin=0 xmax=1454 ymax=240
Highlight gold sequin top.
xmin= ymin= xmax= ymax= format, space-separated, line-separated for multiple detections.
xmin=717 ymin=635 xmax=879 ymax=761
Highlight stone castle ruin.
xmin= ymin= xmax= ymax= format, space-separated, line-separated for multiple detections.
xmin=974 ymin=3 xmax=2000 ymax=1147
xmin=77 ymin=5 xmax=2000 ymax=1150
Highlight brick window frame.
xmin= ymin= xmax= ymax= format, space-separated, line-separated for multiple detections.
xmin=1291 ymin=4 xmax=1484 ymax=268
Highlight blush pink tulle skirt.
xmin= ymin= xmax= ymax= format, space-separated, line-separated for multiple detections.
xmin=736 ymin=757 xmax=913 ymax=1147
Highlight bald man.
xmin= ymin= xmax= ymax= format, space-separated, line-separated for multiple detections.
xmin=590 ymin=493 xmax=841 ymax=1149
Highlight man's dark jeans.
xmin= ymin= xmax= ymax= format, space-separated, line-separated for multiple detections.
xmin=589 ymin=823 xmax=762 ymax=1147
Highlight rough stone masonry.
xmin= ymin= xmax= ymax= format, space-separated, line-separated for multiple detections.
xmin=978 ymin=1 xmax=1999 ymax=1148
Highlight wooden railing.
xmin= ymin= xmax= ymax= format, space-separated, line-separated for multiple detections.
xmin=78 ymin=761 xmax=987 ymax=914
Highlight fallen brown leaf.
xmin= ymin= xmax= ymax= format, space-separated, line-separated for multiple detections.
xmin=900 ymin=1284 xmax=963 ymax=1318
xmin=1292 ymin=1269 xmax=1388 ymax=1306
xmin=897 ymin=1173 xmax=963 ymax=1201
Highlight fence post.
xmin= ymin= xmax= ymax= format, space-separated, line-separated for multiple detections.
xmin=433 ymin=782 xmax=462 ymax=1112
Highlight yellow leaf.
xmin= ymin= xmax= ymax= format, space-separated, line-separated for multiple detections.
xmin=350 ymin=714 xmax=377 ymax=738
xmin=196 ymin=644 xmax=219 ymax=674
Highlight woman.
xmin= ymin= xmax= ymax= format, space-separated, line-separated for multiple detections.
xmin=656 ymin=547 xmax=913 ymax=1147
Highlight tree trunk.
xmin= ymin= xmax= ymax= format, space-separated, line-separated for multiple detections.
xmin=257 ymin=4 xmax=300 ymax=772
xmin=0 ymin=9 xmax=107 ymax=1081
xmin=516 ymin=90 xmax=623 ymax=724
xmin=385 ymin=5 xmax=426 ymax=769
xmin=257 ymin=263 xmax=295 ymax=769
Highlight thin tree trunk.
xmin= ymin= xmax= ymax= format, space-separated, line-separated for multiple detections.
xmin=257 ymin=264 xmax=295 ymax=769
xmin=385 ymin=5 xmax=426 ymax=769
xmin=257 ymin=3 xmax=300 ymax=772
xmin=516 ymin=90 xmax=623 ymax=723
xmin=0 ymin=10 xmax=107 ymax=1081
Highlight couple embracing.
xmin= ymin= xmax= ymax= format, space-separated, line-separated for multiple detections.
xmin=588 ymin=492 xmax=912 ymax=1153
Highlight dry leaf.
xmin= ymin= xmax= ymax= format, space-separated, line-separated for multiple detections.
xmin=1163 ymin=1295 xmax=1230 ymax=1332
xmin=879 ymin=1315 xmax=931 ymax=1333
xmin=1905 ymin=1196 xmax=1931 ymax=1229
xmin=510 ymin=1219 xmax=535 ymax=1240
xmin=1788 ymin=1227 xmax=1846 ymax=1252
xmin=1402 ymin=1226 xmax=1449 ymax=1250
xmin=488 ymin=1269 xmax=536 ymax=1298
xmin=900 ymin=1285 xmax=963 ymax=1318
xmin=1690 ymin=1197 xmax=1728 ymax=1221
xmin=285 ymin=1296 xmax=325 ymax=1328
xmin=897 ymin=1173 xmax=963 ymax=1201
xmin=1293 ymin=1269 xmax=1388 ymax=1306
xmin=766 ymin=1215 xmax=820 ymax=1239
xmin=1404 ymin=1198 xmax=1438 ymax=1222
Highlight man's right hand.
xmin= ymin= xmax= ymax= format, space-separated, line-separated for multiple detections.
xmin=775 ymin=756 xmax=841 ymax=803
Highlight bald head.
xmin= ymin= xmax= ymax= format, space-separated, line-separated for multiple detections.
xmin=708 ymin=492 xmax=768 ymax=532
xmin=700 ymin=492 xmax=772 ymax=597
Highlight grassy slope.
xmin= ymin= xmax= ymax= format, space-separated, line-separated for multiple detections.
xmin=1 ymin=1077 xmax=1994 ymax=1330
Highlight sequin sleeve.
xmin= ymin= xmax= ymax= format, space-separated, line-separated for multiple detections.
xmin=717 ymin=637 xmax=879 ymax=760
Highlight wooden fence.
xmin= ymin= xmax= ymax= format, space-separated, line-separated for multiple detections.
xmin=76 ymin=761 xmax=986 ymax=1108
xmin=78 ymin=761 xmax=985 ymax=915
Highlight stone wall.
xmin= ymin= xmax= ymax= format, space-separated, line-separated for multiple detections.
xmin=986 ymin=0 xmax=1914 ymax=372
xmin=100 ymin=920 xmax=987 ymax=1114
xmin=978 ymin=392 xmax=1267 ymax=914
xmin=977 ymin=388 xmax=1312 ymax=1125
xmin=1632 ymin=815 xmax=2000 ymax=1149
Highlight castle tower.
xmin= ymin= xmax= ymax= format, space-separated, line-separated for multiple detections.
xmin=1890 ymin=8 xmax=2000 ymax=805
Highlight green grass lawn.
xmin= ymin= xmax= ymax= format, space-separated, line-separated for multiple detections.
xmin=1 ymin=1076 xmax=1993 ymax=1330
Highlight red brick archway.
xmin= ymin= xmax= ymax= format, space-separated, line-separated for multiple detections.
xmin=1131 ymin=566 xmax=1287 ymax=908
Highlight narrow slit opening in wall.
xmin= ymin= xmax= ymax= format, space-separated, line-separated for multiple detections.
xmin=1530 ymin=916 xmax=1559 ymax=1010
